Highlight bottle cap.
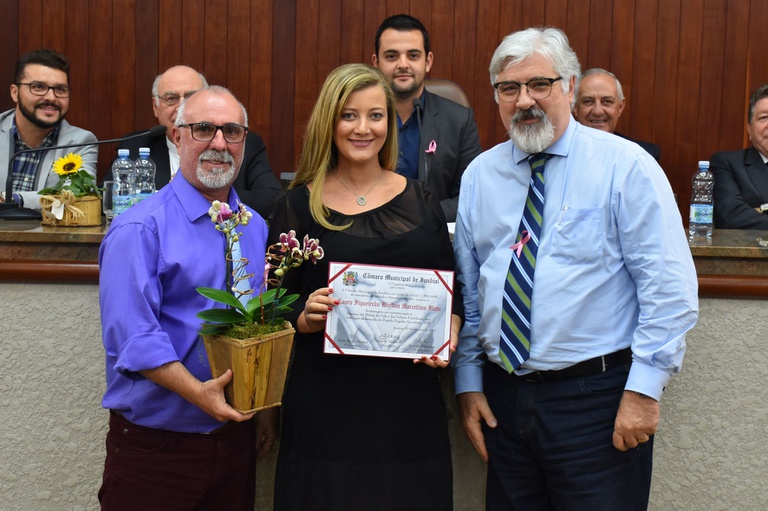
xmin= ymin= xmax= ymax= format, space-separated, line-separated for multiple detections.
xmin=139 ymin=147 xmax=150 ymax=154
xmin=698 ymin=160 xmax=710 ymax=169
xmin=118 ymin=149 xmax=130 ymax=157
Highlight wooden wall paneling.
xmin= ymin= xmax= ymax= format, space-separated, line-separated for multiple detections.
xmin=718 ymin=0 xmax=750 ymax=152
xmin=586 ymin=0 xmax=614 ymax=69
xmin=608 ymin=0 xmax=636 ymax=130
xmin=628 ymin=0 xmax=658 ymax=144
xmin=475 ymin=0 xmax=504 ymax=150
xmin=41 ymin=0 xmax=67 ymax=51
xmin=112 ymin=0 xmax=137 ymax=141
xmin=430 ymin=0 xmax=455 ymax=78
xmin=0 ymin=0 xmax=19 ymax=113
xmin=694 ymin=0 xmax=727 ymax=161
xmin=520 ymin=0 xmax=546 ymax=29
xmin=317 ymin=0 xmax=342 ymax=83
xmin=408 ymin=0 xmax=432 ymax=40
xmin=181 ymin=0 xmax=206 ymax=72
xmin=158 ymin=0 xmax=183 ymax=69
xmin=292 ymin=0 xmax=320 ymax=168
xmin=203 ymin=0 xmax=229 ymax=87
xmin=673 ymin=0 xmax=705 ymax=204
xmin=745 ymin=0 xmax=768 ymax=147
xmin=269 ymin=0 xmax=296 ymax=173
xmin=17 ymin=0 xmax=42 ymax=52
xmin=651 ymin=0 xmax=681 ymax=191
xmin=134 ymin=0 xmax=159 ymax=131
xmin=363 ymin=0 xmax=387 ymax=58
xmin=454 ymin=1 xmax=485 ymax=138
xmin=88 ymin=0 xmax=115 ymax=178
xmin=66 ymin=0 xmax=93 ymax=132
xmin=249 ymin=0 xmax=274 ymax=149
xmin=543 ymin=0 xmax=569 ymax=34
xmin=226 ymin=0 xmax=252 ymax=116
xmin=386 ymin=0 xmax=410 ymax=17
xmin=339 ymin=0 xmax=366 ymax=66
xmin=565 ymin=0 xmax=591 ymax=67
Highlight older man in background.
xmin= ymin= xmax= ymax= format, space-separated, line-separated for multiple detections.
xmin=573 ymin=68 xmax=660 ymax=160
xmin=115 ymin=65 xmax=281 ymax=220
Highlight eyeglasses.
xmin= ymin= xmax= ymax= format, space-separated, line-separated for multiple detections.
xmin=17 ymin=82 xmax=71 ymax=98
xmin=492 ymin=77 xmax=563 ymax=102
xmin=155 ymin=91 xmax=198 ymax=107
xmin=178 ymin=122 xmax=248 ymax=143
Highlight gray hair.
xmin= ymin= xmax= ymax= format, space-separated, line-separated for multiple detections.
xmin=489 ymin=27 xmax=581 ymax=103
xmin=151 ymin=67 xmax=208 ymax=105
xmin=575 ymin=68 xmax=625 ymax=103
xmin=175 ymin=85 xmax=249 ymax=127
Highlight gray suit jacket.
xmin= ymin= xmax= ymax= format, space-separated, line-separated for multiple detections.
xmin=712 ymin=147 xmax=768 ymax=229
xmin=0 ymin=109 xmax=98 ymax=209
xmin=416 ymin=90 xmax=482 ymax=221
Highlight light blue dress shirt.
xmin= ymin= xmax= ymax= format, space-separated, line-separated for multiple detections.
xmin=100 ymin=173 xmax=268 ymax=432
xmin=453 ymin=117 xmax=698 ymax=401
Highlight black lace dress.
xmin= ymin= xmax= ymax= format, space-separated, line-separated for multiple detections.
xmin=270 ymin=179 xmax=461 ymax=511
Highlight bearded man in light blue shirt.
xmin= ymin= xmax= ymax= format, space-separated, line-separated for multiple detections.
xmin=453 ymin=27 xmax=698 ymax=511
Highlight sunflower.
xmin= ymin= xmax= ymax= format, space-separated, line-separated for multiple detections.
xmin=52 ymin=153 xmax=83 ymax=176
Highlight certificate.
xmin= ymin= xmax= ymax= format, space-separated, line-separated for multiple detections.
xmin=324 ymin=262 xmax=454 ymax=361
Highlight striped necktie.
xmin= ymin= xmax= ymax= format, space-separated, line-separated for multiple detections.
xmin=499 ymin=153 xmax=550 ymax=373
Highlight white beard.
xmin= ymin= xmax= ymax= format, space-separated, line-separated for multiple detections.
xmin=196 ymin=149 xmax=236 ymax=189
xmin=508 ymin=108 xmax=556 ymax=154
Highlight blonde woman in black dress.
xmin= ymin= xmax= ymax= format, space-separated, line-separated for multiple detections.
xmin=270 ymin=63 xmax=462 ymax=510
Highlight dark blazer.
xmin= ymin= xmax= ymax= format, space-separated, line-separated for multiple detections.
xmin=711 ymin=147 xmax=768 ymax=229
xmin=417 ymin=90 xmax=482 ymax=222
xmin=115 ymin=131 xmax=281 ymax=221
xmin=615 ymin=132 xmax=661 ymax=161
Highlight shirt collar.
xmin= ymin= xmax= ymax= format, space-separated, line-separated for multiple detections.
xmin=170 ymin=171 xmax=241 ymax=223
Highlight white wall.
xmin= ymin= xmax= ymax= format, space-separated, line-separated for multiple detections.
xmin=1 ymin=284 xmax=764 ymax=510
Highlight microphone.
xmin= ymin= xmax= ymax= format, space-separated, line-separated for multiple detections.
xmin=412 ymin=98 xmax=427 ymax=178
xmin=0 ymin=125 xmax=167 ymax=221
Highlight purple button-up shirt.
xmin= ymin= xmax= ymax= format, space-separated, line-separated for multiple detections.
xmin=99 ymin=173 xmax=268 ymax=433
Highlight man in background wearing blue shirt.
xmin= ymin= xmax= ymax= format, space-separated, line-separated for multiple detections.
xmin=372 ymin=14 xmax=481 ymax=221
xmin=453 ymin=27 xmax=698 ymax=511
xmin=98 ymin=86 xmax=276 ymax=510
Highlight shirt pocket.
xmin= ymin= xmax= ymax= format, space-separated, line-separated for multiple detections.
xmin=549 ymin=208 xmax=605 ymax=264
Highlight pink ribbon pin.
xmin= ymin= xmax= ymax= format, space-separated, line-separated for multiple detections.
xmin=510 ymin=230 xmax=531 ymax=257
xmin=425 ymin=140 xmax=437 ymax=154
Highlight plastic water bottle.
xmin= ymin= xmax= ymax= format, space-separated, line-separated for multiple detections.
xmin=689 ymin=160 xmax=714 ymax=239
xmin=134 ymin=147 xmax=156 ymax=204
xmin=112 ymin=149 xmax=135 ymax=217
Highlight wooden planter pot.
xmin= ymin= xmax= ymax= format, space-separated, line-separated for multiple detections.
xmin=203 ymin=323 xmax=295 ymax=413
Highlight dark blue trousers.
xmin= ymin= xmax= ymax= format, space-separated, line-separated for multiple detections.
xmin=483 ymin=361 xmax=653 ymax=511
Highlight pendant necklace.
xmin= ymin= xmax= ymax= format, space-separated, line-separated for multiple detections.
xmin=335 ymin=171 xmax=385 ymax=206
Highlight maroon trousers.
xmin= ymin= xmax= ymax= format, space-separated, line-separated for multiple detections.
xmin=98 ymin=412 xmax=256 ymax=511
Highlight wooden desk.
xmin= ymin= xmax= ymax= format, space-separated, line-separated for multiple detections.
xmin=689 ymin=229 xmax=768 ymax=298
xmin=0 ymin=219 xmax=105 ymax=283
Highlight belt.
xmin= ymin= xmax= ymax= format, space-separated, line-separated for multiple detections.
xmin=109 ymin=410 xmax=242 ymax=435
xmin=512 ymin=347 xmax=632 ymax=383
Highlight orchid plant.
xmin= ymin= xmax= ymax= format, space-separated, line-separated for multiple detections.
xmin=196 ymin=200 xmax=323 ymax=339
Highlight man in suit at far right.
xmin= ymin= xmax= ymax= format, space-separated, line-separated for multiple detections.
xmin=572 ymin=68 xmax=661 ymax=161
xmin=711 ymin=83 xmax=768 ymax=230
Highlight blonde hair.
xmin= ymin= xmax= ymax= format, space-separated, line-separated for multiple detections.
xmin=292 ymin=63 xmax=398 ymax=230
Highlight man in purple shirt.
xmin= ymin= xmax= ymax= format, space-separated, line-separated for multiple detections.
xmin=98 ymin=86 xmax=276 ymax=510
